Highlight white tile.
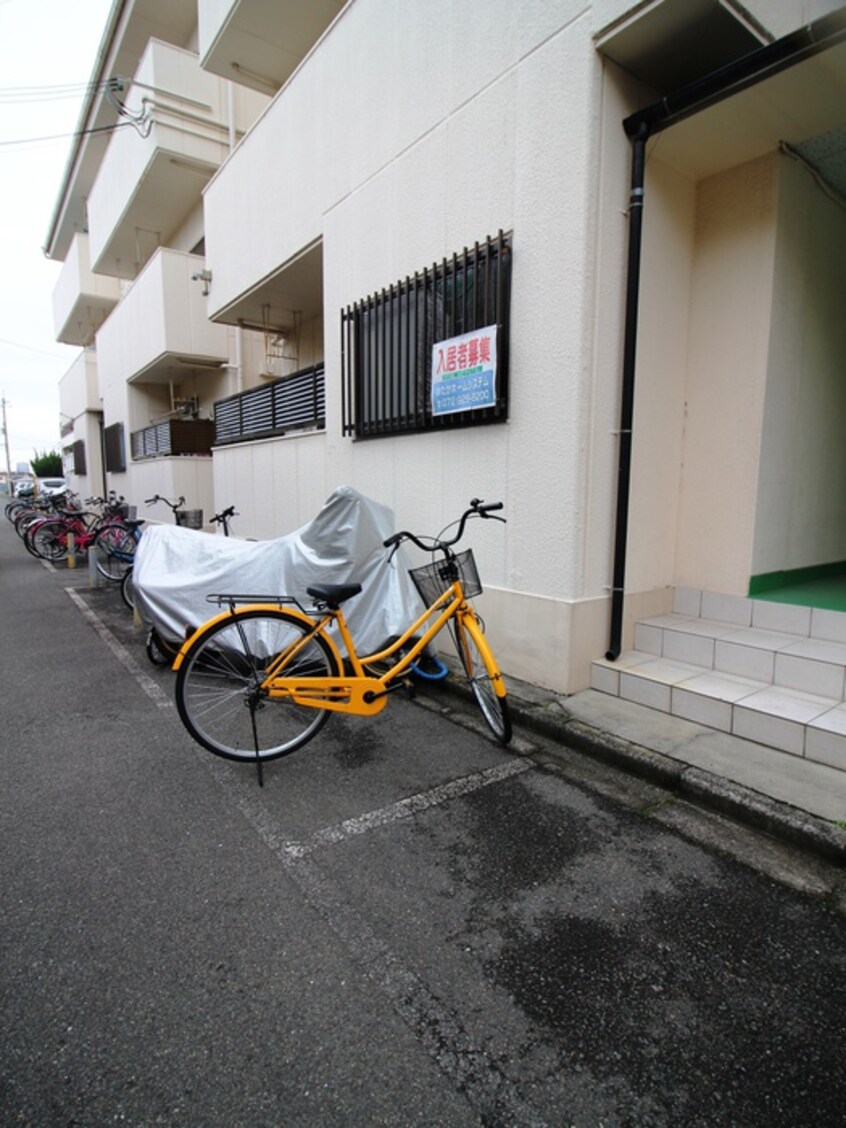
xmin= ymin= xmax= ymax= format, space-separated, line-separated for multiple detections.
xmin=782 ymin=636 xmax=846 ymax=664
xmin=675 ymin=671 xmax=767 ymax=702
xmin=774 ymin=652 xmax=845 ymax=701
xmin=806 ymin=705 xmax=846 ymax=773
xmin=732 ymin=707 xmax=805 ymax=756
xmin=735 ymin=685 xmax=837 ymax=723
xmin=662 ymin=628 xmax=715 ymax=668
xmin=620 ymin=671 xmax=671 ymax=712
xmin=620 ymin=658 xmax=703 ymax=685
xmin=639 ymin=614 xmax=692 ymax=629
xmin=673 ymin=587 xmax=702 ymax=616
xmin=700 ymin=591 xmax=752 ymax=626
xmin=590 ymin=662 xmax=619 ymax=695
xmin=751 ymin=600 xmax=811 ymax=636
xmin=721 ymin=627 xmax=805 ymax=651
xmin=715 ymin=640 xmax=776 ymax=683
xmin=805 ymin=726 xmax=846 ymax=773
xmin=808 ymin=702 xmax=846 ymax=736
xmin=607 ymin=650 xmax=657 ymax=671
xmin=671 ymin=687 xmax=732 ymax=731
xmin=667 ymin=618 xmax=740 ymax=639
xmin=810 ymin=608 xmax=846 ymax=644
xmin=634 ymin=622 xmax=663 ymax=655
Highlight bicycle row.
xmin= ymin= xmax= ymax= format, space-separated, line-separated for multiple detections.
xmin=5 ymin=490 xmax=142 ymax=581
xmin=13 ymin=486 xmax=512 ymax=785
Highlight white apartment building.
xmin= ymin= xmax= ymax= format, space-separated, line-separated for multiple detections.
xmin=46 ymin=1 xmax=846 ymax=774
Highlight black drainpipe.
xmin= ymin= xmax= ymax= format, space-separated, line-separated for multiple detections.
xmin=606 ymin=121 xmax=648 ymax=660
xmin=604 ymin=7 xmax=846 ymax=662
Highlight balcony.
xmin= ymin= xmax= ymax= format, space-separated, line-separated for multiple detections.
xmin=58 ymin=349 xmax=101 ymax=421
xmin=214 ymin=364 xmax=325 ymax=445
xmin=95 ymin=248 xmax=229 ymax=385
xmin=87 ymin=39 xmax=266 ymax=279
xmin=131 ymin=418 xmax=216 ymax=460
xmin=52 ymin=234 xmax=122 ymax=346
xmin=198 ymin=0 xmax=345 ymax=94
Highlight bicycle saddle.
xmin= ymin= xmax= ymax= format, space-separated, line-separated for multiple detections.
xmin=307 ymin=583 xmax=362 ymax=609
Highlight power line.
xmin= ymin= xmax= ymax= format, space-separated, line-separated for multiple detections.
xmin=0 ymin=119 xmax=136 ymax=152
xmin=0 ymin=75 xmax=122 ymax=104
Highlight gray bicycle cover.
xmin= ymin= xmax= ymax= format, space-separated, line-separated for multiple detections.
xmin=132 ymin=485 xmax=422 ymax=653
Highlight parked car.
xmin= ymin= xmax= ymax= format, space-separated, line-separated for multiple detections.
xmin=13 ymin=479 xmax=34 ymax=497
xmin=37 ymin=478 xmax=67 ymax=496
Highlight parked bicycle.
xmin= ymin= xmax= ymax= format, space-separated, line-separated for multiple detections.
xmin=22 ymin=494 xmax=140 ymax=579
xmin=143 ymin=495 xmax=201 ymax=664
xmin=172 ymin=499 xmax=510 ymax=783
xmin=209 ymin=505 xmax=237 ymax=536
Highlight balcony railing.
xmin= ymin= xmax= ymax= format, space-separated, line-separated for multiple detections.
xmin=131 ymin=418 xmax=216 ymax=461
xmin=214 ymin=364 xmax=325 ymax=446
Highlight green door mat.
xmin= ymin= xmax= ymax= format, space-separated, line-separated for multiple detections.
xmin=749 ymin=564 xmax=846 ymax=612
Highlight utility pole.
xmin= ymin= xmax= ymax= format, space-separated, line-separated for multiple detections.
xmin=1 ymin=396 xmax=12 ymax=495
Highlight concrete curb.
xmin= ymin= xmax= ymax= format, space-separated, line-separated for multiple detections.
xmin=430 ymin=677 xmax=846 ymax=867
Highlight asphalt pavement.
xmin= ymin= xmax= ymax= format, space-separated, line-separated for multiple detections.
xmin=2 ymin=516 xmax=845 ymax=1127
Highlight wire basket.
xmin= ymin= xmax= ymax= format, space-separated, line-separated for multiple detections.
xmin=409 ymin=549 xmax=482 ymax=606
xmin=175 ymin=508 xmax=203 ymax=530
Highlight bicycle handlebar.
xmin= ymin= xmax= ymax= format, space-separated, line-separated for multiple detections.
xmin=384 ymin=498 xmax=505 ymax=554
xmin=146 ymin=494 xmax=185 ymax=510
xmin=210 ymin=506 xmax=236 ymax=523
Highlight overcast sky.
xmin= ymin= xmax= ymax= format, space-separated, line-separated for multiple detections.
xmin=0 ymin=0 xmax=111 ymax=471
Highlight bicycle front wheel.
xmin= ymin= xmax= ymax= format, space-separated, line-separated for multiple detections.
xmin=452 ymin=613 xmax=512 ymax=744
xmin=28 ymin=520 xmax=69 ymax=561
xmin=175 ymin=609 xmax=342 ymax=762
xmin=93 ymin=524 xmax=138 ymax=580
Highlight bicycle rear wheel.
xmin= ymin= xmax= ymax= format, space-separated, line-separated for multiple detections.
xmin=175 ymin=608 xmax=342 ymax=762
xmin=452 ymin=612 xmax=512 ymax=744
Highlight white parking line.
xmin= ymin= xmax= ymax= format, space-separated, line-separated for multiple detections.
xmin=282 ymin=758 xmax=533 ymax=858
xmin=65 ymin=587 xmax=173 ymax=709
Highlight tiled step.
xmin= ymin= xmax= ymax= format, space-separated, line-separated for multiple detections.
xmin=591 ymin=589 xmax=846 ymax=774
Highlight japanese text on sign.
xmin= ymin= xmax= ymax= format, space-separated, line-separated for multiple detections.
xmin=431 ymin=325 xmax=497 ymax=417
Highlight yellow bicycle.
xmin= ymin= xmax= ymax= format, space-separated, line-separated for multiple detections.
xmin=172 ymin=499 xmax=510 ymax=772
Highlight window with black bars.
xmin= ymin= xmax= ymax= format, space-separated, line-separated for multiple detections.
xmin=213 ymin=363 xmax=325 ymax=446
xmin=341 ymin=231 xmax=511 ymax=438
xmin=73 ymin=439 xmax=86 ymax=475
xmin=103 ymin=423 xmax=126 ymax=473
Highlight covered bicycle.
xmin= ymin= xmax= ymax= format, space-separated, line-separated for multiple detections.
xmin=170 ymin=495 xmax=510 ymax=781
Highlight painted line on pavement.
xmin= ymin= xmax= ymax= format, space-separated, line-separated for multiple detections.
xmin=232 ymin=770 xmax=548 ymax=1127
xmin=282 ymin=757 xmax=533 ymax=858
xmin=62 ymin=577 xmax=546 ymax=1122
xmin=65 ymin=587 xmax=173 ymax=709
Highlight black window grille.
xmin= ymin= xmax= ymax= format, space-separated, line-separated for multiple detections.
xmin=214 ymin=364 xmax=325 ymax=446
xmin=103 ymin=422 xmax=126 ymax=473
xmin=73 ymin=439 xmax=86 ymax=475
xmin=341 ymin=230 xmax=511 ymax=439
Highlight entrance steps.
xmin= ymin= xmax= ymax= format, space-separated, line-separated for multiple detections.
xmin=590 ymin=589 xmax=846 ymax=775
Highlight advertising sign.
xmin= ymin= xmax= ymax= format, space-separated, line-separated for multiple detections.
xmin=431 ymin=325 xmax=497 ymax=417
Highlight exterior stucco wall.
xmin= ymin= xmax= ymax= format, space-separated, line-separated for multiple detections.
xmin=203 ymin=1 xmax=639 ymax=692
xmin=673 ymin=153 xmax=779 ymax=594
xmin=752 ymin=152 xmax=846 ymax=575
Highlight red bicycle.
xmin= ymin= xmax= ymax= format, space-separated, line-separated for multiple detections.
xmin=26 ymin=496 xmax=141 ymax=581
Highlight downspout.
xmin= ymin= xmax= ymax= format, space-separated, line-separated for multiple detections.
xmin=604 ymin=6 xmax=846 ymax=662
xmin=606 ymin=121 xmax=648 ymax=660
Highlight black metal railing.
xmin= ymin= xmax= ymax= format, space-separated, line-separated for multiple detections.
xmin=214 ymin=364 xmax=325 ymax=446
xmin=130 ymin=419 xmax=215 ymax=460
xmin=341 ymin=230 xmax=511 ymax=439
